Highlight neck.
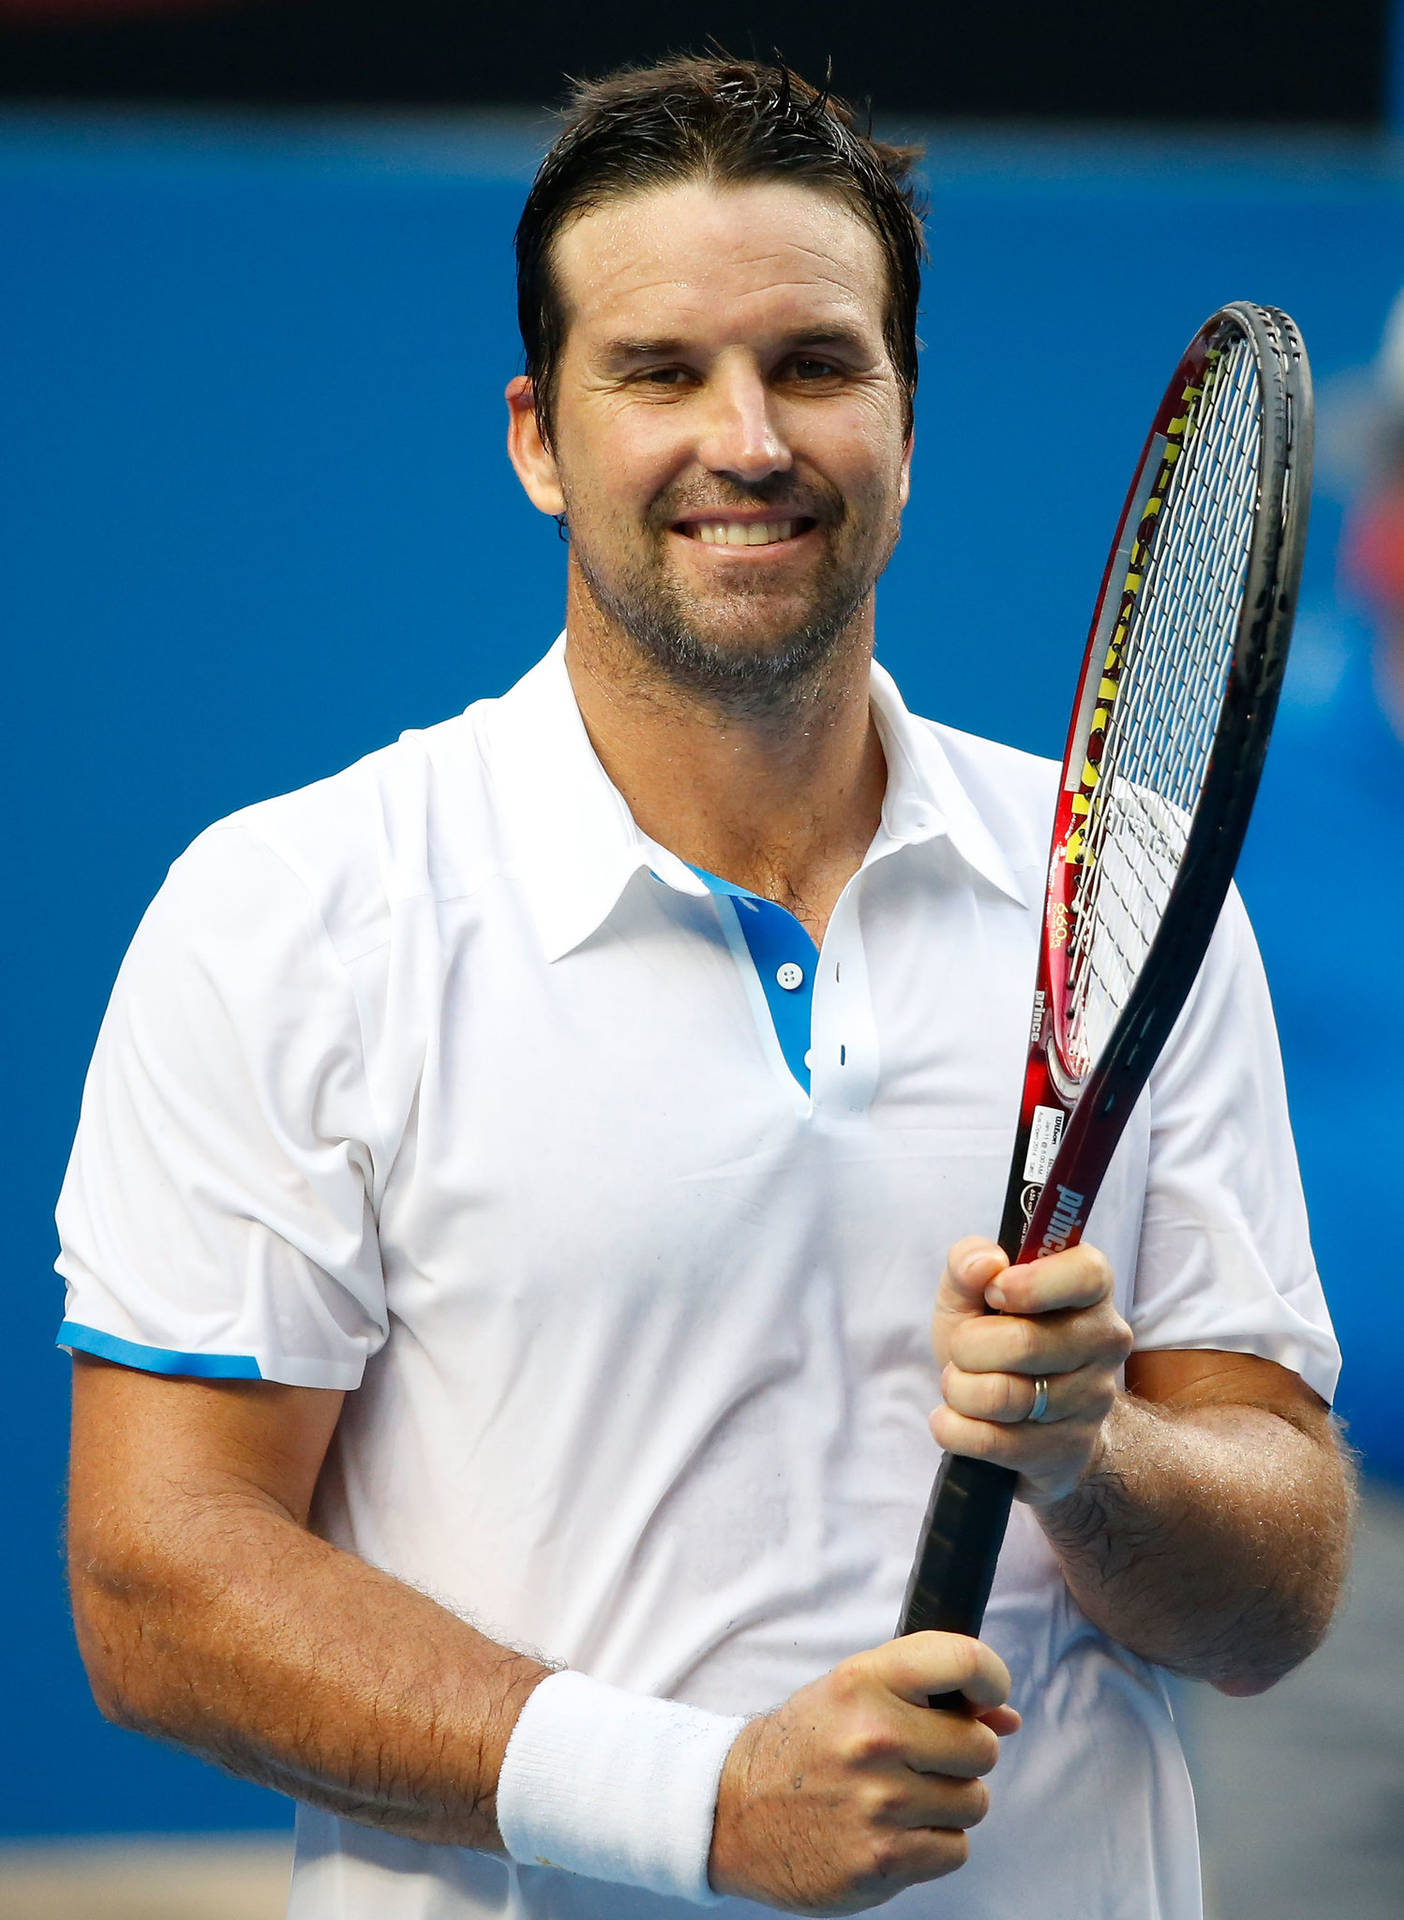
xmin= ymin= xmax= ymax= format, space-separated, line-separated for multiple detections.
xmin=562 ymin=569 xmax=887 ymax=943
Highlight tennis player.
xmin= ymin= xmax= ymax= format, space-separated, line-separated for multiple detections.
xmin=58 ymin=56 xmax=1352 ymax=1920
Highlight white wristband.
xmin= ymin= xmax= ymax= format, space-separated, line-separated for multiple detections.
xmin=496 ymin=1670 xmax=746 ymax=1905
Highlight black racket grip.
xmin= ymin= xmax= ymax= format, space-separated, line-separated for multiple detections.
xmin=896 ymin=1452 xmax=1017 ymax=1708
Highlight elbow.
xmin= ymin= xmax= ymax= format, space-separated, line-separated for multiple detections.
xmin=1205 ymin=1630 xmax=1313 ymax=1697
xmin=70 ymin=1575 xmax=140 ymax=1730
xmin=1205 ymin=1578 xmax=1344 ymax=1698
xmin=67 ymin=1547 xmax=170 ymax=1736
xmin=1205 ymin=1644 xmax=1298 ymax=1697
xmin=1211 ymin=1458 xmax=1357 ymax=1699
xmin=85 ymin=1668 xmax=147 ymax=1733
xmin=1208 ymin=1638 xmax=1314 ymax=1695
xmin=1209 ymin=1670 xmax=1279 ymax=1698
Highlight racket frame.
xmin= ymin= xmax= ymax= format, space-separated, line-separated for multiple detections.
xmin=898 ymin=301 xmax=1312 ymax=1644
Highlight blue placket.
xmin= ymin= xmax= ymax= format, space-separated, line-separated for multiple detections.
xmin=687 ymin=865 xmax=819 ymax=1096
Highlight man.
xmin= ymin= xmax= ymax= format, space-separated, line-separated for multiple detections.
xmin=59 ymin=56 xmax=1350 ymax=1920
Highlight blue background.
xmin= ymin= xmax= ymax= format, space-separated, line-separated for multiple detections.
xmin=6 ymin=111 xmax=1403 ymax=1838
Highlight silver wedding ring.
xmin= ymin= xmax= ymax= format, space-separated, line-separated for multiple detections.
xmin=1027 ymin=1376 xmax=1051 ymax=1423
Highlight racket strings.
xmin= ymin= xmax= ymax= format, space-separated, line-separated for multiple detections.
xmin=1063 ymin=334 xmax=1263 ymax=1075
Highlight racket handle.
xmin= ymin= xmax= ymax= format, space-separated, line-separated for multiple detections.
xmin=896 ymin=1452 xmax=1017 ymax=1706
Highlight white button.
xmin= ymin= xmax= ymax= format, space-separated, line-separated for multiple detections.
xmin=803 ymin=1049 xmax=813 ymax=1069
xmin=775 ymin=962 xmax=805 ymax=991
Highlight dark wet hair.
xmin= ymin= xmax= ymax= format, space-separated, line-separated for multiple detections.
xmin=515 ymin=53 xmax=926 ymax=445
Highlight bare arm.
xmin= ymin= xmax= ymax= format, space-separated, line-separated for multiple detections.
xmin=932 ymin=1239 xmax=1355 ymax=1695
xmin=70 ymin=1353 xmax=1021 ymax=1909
xmin=67 ymin=1355 xmax=551 ymax=1848
xmin=1038 ymin=1348 xmax=1355 ymax=1694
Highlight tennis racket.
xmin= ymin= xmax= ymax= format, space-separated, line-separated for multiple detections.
xmin=898 ymin=300 xmax=1313 ymax=1651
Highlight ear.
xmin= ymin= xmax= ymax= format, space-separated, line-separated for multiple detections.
xmin=899 ymin=426 xmax=913 ymax=510
xmin=505 ymin=375 xmax=566 ymax=517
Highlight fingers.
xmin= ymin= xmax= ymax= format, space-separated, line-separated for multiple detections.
xmin=940 ymin=1353 xmax=1115 ymax=1427
xmin=890 ymin=1774 xmax=992 ymax=1837
xmin=976 ymin=1703 xmax=1022 ymax=1737
xmin=824 ymin=1639 xmax=1012 ymax=1795
xmin=986 ymin=1243 xmax=1115 ymax=1315
xmin=936 ymin=1238 xmax=1111 ymax=1323
xmin=932 ymin=1242 xmax=1121 ymax=1378
xmin=929 ymin=1378 xmax=1122 ymax=1504
xmin=934 ymin=1237 xmax=1009 ymax=1320
xmin=941 ymin=1314 xmax=1131 ymax=1409
xmin=708 ymin=1633 xmax=1019 ymax=1911
xmin=929 ymin=1241 xmax=1132 ymax=1503
xmin=937 ymin=1365 xmax=1046 ymax=1426
xmin=867 ymin=1631 xmax=1012 ymax=1718
xmin=944 ymin=1250 xmax=1130 ymax=1386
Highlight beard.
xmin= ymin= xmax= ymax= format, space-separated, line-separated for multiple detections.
xmin=564 ymin=475 xmax=900 ymax=721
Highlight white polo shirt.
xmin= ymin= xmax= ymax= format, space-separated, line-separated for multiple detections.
xmin=56 ymin=639 xmax=1339 ymax=1920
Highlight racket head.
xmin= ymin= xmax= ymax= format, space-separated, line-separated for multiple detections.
xmin=1003 ymin=302 xmax=1312 ymax=1262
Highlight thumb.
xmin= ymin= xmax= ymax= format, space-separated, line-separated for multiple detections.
xmin=934 ymin=1236 xmax=1010 ymax=1326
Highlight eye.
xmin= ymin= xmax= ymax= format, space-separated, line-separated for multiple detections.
xmin=636 ymin=366 xmax=695 ymax=388
xmin=786 ymin=356 xmax=845 ymax=384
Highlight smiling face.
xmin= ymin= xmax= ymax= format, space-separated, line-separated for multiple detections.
xmin=506 ymin=176 xmax=913 ymax=714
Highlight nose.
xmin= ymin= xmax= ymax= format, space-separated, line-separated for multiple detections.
xmin=695 ymin=359 xmax=792 ymax=485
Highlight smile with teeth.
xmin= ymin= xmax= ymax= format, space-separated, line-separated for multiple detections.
xmin=680 ymin=518 xmax=811 ymax=547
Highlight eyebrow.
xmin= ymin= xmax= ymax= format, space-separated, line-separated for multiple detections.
xmin=598 ymin=338 xmax=689 ymax=368
xmin=597 ymin=325 xmax=875 ymax=370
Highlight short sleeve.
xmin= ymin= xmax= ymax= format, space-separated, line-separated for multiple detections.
xmin=56 ymin=823 xmax=389 ymax=1388
xmin=1130 ymin=886 xmax=1340 ymax=1403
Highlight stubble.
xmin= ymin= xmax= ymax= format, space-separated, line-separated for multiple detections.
xmin=564 ymin=476 xmax=901 ymax=723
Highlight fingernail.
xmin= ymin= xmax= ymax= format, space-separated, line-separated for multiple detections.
xmin=985 ymin=1284 xmax=1007 ymax=1309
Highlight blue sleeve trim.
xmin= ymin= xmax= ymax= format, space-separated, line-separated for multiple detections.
xmin=58 ymin=1320 xmax=264 ymax=1380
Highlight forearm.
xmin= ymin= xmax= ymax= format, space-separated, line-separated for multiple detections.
xmin=71 ymin=1488 xmax=550 ymax=1847
xmin=1036 ymin=1393 xmax=1354 ymax=1691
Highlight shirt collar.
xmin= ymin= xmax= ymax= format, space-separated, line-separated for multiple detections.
xmin=479 ymin=638 xmax=1026 ymax=964
xmin=479 ymin=637 xmax=709 ymax=962
xmin=866 ymin=658 xmax=1028 ymax=905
